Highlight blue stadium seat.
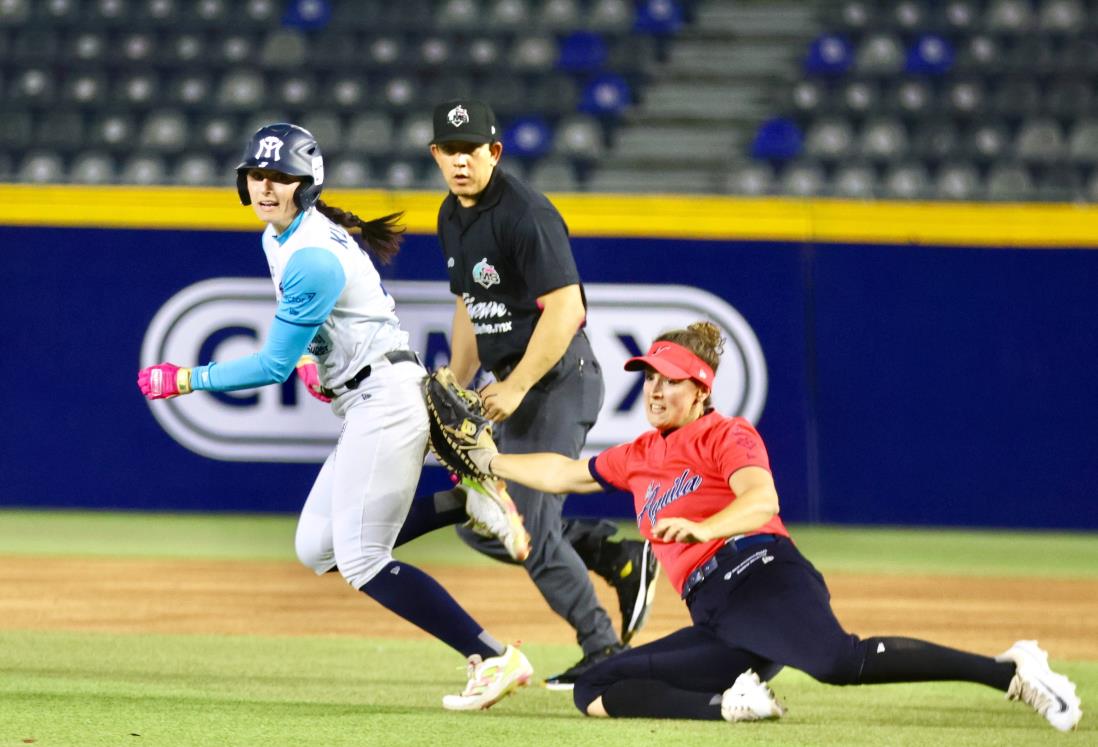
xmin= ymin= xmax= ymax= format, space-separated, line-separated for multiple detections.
xmin=751 ymin=117 xmax=804 ymax=162
xmin=634 ymin=0 xmax=684 ymax=36
xmin=579 ymin=73 xmax=631 ymax=117
xmin=557 ymin=31 xmax=609 ymax=73
xmin=282 ymin=0 xmax=332 ymax=30
xmin=804 ymin=34 xmax=854 ymax=77
xmin=503 ymin=116 xmax=554 ymax=160
xmin=905 ymin=34 xmax=954 ymax=76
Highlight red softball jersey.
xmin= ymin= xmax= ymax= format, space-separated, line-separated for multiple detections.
xmin=592 ymin=411 xmax=790 ymax=595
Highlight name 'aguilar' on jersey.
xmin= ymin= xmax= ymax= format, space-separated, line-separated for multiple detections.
xmin=437 ymin=168 xmax=586 ymax=374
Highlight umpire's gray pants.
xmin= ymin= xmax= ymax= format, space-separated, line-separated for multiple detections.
xmin=457 ymin=332 xmax=620 ymax=653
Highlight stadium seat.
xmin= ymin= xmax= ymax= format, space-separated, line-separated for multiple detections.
xmin=854 ymin=33 xmax=905 ymax=76
xmin=139 ymin=110 xmax=189 ymax=153
xmin=1068 ymin=119 xmax=1098 ymax=163
xmin=634 ymin=0 xmax=684 ymax=36
xmin=905 ymin=33 xmax=954 ymax=76
xmin=281 ymin=0 xmax=332 ymax=31
xmin=887 ymin=78 xmax=934 ymax=120
xmin=804 ymin=34 xmax=855 ymax=77
xmin=832 ymin=161 xmax=878 ymax=198
xmin=789 ymin=79 xmax=828 ymax=120
xmin=193 ymin=114 xmax=239 ymax=155
xmin=1034 ymin=165 xmax=1083 ymax=200
xmin=113 ymin=72 xmax=162 ymax=110
xmin=882 ymin=161 xmax=930 ymax=199
xmin=804 ymin=117 xmax=855 ymax=161
xmin=985 ymin=0 xmax=1034 ymax=32
xmin=558 ymin=30 xmax=609 ymax=73
xmin=486 ymin=0 xmax=531 ymax=31
xmin=858 ymin=117 xmax=908 ymax=162
xmin=394 ymin=114 xmax=434 ymax=157
xmin=476 ymin=74 xmax=526 ymax=117
xmin=1015 ymin=117 xmax=1067 ymax=163
xmin=722 ymin=162 xmax=776 ymax=196
xmin=133 ymin=0 xmax=181 ymax=29
xmin=38 ymin=0 xmax=81 ymax=25
xmin=260 ymin=29 xmax=308 ymax=69
xmin=299 ymin=112 xmax=344 ymax=154
xmin=17 ymin=151 xmax=65 ymax=184
xmin=934 ymin=162 xmax=981 ymax=200
xmin=530 ymin=74 xmax=580 ymax=117
xmin=383 ymin=160 xmax=419 ymax=190
xmin=1044 ymin=77 xmax=1094 ymax=118
xmin=827 ymin=0 xmax=875 ymax=34
xmin=344 ymin=113 xmax=395 ymax=156
xmin=0 ymin=0 xmax=27 ymax=24
xmin=326 ymin=158 xmax=371 ymax=189
xmin=274 ymin=74 xmax=318 ymax=110
xmin=912 ymin=117 xmax=963 ymax=162
xmin=438 ymin=0 xmax=480 ymax=29
xmin=890 ymin=0 xmax=929 ymax=31
xmin=86 ymin=0 xmax=129 ymax=27
xmin=215 ymin=33 xmax=258 ymax=67
xmin=9 ymin=67 xmax=56 ymax=106
xmin=953 ymin=34 xmax=1000 ymax=74
xmin=969 ymin=122 xmax=1012 ymax=163
xmin=553 ymin=114 xmax=605 ymax=161
xmin=118 ymin=154 xmax=169 ymax=186
xmin=503 ymin=116 xmax=554 ymax=160
xmin=579 ymin=73 xmax=631 ymax=117
xmin=528 ymin=158 xmax=581 ymax=192
xmin=167 ymin=73 xmax=213 ymax=110
xmin=325 ymin=76 xmax=369 ymax=111
xmin=944 ymin=77 xmax=988 ymax=120
xmin=174 ymin=154 xmax=219 ymax=186
xmin=379 ymin=75 xmax=418 ymax=111
xmin=90 ymin=112 xmax=138 ymax=153
xmin=588 ymin=0 xmax=634 ymax=34
xmin=216 ymin=70 xmax=265 ymax=112
xmin=468 ymin=37 xmax=503 ymax=68
xmin=113 ymin=31 xmax=157 ymax=65
xmin=780 ymin=160 xmax=826 ymax=196
xmin=62 ymin=71 xmax=109 ymax=108
xmin=328 ymin=0 xmax=385 ymax=30
xmin=984 ymin=162 xmax=1034 ymax=199
xmin=365 ymin=36 xmax=406 ymax=70
xmin=751 ymin=117 xmax=804 ymax=162
xmin=167 ymin=33 xmax=207 ymax=66
xmin=66 ymin=31 xmax=109 ymax=65
xmin=937 ymin=0 xmax=980 ymax=32
xmin=1004 ymin=36 xmax=1059 ymax=76
xmin=537 ymin=0 xmax=582 ymax=31
xmin=837 ymin=79 xmax=879 ymax=119
xmin=1038 ymin=0 xmax=1086 ymax=32
xmin=512 ymin=35 xmax=559 ymax=71
xmin=416 ymin=37 xmax=453 ymax=68
xmin=991 ymin=76 xmax=1042 ymax=120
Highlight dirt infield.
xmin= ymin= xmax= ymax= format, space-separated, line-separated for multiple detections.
xmin=3 ymin=556 xmax=1096 ymax=660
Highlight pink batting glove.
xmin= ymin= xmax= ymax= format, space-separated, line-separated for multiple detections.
xmin=296 ymin=355 xmax=332 ymax=403
xmin=137 ymin=362 xmax=192 ymax=400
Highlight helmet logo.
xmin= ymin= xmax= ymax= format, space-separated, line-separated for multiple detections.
xmin=447 ymin=105 xmax=469 ymax=128
xmin=255 ymin=136 xmax=284 ymax=162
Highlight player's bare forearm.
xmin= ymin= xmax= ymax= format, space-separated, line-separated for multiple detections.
xmin=490 ymin=452 xmax=601 ymax=494
xmin=652 ymin=466 xmax=779 ymax=543
xmin=504 ymin=284 xmax=586 ymax=393
xmin=449 ymin=296 xmax=481 ymax=387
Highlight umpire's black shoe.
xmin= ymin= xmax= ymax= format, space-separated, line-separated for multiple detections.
xmin=610 ymin=539 xmax=660 ymax=644
xmin=544 ymin=643 xmax=629 ymax=691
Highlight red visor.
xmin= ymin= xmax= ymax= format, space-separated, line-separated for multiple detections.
xmin=624 ymin=341 xmax=715 ymax=391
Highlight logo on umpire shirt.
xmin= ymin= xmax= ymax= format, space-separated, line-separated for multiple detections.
xmin=472 ymin=258 xmax=500 ymax=289
xmin=447 ymin=105 xmax=469 ymax=128
xmin=255 ymin=136 xmax=283 ymax=162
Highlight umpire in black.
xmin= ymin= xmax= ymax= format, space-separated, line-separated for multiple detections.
xmin=428 ymin=99 xmax=657 ymax=688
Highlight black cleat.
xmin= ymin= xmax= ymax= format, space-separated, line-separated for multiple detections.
xmin=544 ymin=643 xmax=629 ymax=691
xmin=612 ymin=539 xmax=660 ymax=645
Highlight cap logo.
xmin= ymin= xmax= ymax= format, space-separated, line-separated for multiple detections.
xmin=255 ymin=136 xmax=283 ymax=161
xmin=447 ymin=105 xmax=470 ymax=128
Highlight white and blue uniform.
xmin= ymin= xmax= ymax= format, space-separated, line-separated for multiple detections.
xmin=191 ymin=207 xmax=429 ymax=589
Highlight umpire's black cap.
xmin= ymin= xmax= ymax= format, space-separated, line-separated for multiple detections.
xmin=431 ymin=99 xmax=499 ymax=145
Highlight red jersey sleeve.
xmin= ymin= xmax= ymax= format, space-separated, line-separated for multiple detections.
xmin=593 ymin=442 xmax=633 ymax=491
xmin=712 ymin=418 xmax=771 ymax=479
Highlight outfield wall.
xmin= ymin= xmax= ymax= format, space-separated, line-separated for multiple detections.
xmin=2 ymin=186 xmax=1096 ymax=529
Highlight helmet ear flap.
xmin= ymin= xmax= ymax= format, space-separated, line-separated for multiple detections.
xmin=237 ymin=171 xmax=251 ymax=206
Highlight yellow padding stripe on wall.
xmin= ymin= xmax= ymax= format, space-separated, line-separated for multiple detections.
xmin=2 ymin=184 xmax=1097 ymax=247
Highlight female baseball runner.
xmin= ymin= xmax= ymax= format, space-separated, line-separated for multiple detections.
xmin=484 ymin=321 xmax=1082 ymax=730
xmin=137 ymin=123 xmax=532 ymax=711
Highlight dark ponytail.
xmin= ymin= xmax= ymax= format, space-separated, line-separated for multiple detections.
xmin=314 ymin=200 xmax=405 ymax=265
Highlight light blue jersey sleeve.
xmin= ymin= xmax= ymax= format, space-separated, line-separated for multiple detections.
xmin=190 ymin=248 xmax=346 ymax=391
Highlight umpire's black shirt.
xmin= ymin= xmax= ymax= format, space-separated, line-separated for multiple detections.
xmin=437 ymin=167 xmax=583 ymax=374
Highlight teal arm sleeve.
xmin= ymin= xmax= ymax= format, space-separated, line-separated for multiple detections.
xmin=189 ymin=247 xmax=345 ymax=392
xmin=190 ymin=316 xmax=319 ymax=391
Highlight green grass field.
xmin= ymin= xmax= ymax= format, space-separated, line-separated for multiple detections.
xmin=1 ymin=510 xmax=1093 ymax=746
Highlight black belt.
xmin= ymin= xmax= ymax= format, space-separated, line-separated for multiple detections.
xmin=681 ymin=534 xmax=779 ymax=599
xmin=319 ymin=349 xmax=421 ymax=398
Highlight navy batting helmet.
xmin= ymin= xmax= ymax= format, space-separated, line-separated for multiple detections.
xmin=236 ymin=123 xmax=324 ymax=211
